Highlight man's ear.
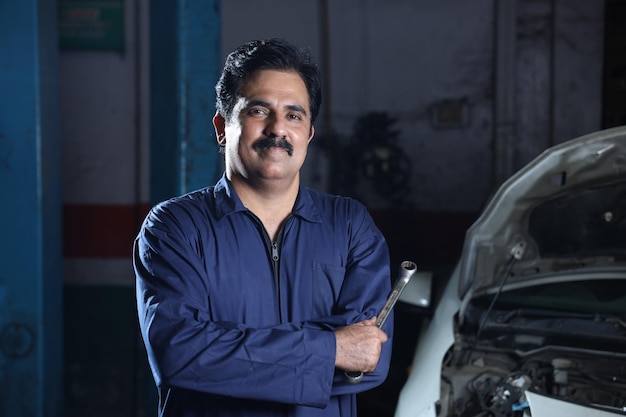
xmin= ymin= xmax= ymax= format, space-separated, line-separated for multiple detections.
xmin=213 ymin=112 xmax=226 ymax=146
xmin=308 ymin=125 xmax=315 ymax=144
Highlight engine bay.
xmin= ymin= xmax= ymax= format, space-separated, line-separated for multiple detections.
xmin=437 ymin=325 xmax=626 ymax=416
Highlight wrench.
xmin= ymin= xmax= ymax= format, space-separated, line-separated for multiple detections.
xmin=344 ymin=260 xmax=418 ymax=384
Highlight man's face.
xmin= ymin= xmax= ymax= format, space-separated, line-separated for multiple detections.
xmin=216 ymin=69 xmax=315 ymax=186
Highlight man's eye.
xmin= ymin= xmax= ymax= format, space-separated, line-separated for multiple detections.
xmin=288 ymin=114 xmax=302 ymax=121
xmin=248 ymin=108 xmax=266 ymax=115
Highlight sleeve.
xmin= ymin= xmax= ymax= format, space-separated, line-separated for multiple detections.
xmin=295 ymin=200 xmax=393 ymax=395
xmin=327 ymin=202 xmax=393 ymax=395
xmin=134 ymin=205 xmax=337 ymax=408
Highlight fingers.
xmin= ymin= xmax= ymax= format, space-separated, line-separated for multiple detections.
xmin=362 ymin=316 xmax=378 ymax=326
xmin=334 ymin=320 xmax=388 ymax=372
xmin=353 ymin=316 xmax=376 ymax=327
xmin=355 ymin=317 xmax=388 ymax=343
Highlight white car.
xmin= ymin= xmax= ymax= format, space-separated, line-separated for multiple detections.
xmin=395 ymin=126 xmax=626 ymax=417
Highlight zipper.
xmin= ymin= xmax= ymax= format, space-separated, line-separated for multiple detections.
xmin=269 ymin=227 xmax=287 ymax=320
xmin=246 ymin=211 xmax=288 ymax=321
xmin=271 ymin=240 xmax=279 ymax=263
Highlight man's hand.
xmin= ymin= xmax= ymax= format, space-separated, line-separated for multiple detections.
xmin=334 ymin=317 xmax=388 ymax=373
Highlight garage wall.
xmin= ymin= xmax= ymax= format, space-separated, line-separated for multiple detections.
xmin=59 ymin=1 xmax=150 ymax=415
xmin=59 ymin=0 xmax=606 ymax=286
xmin=221 ymin=0 xmax=603 ymax=213
xmin=58 ymin=0 xmax=605 ymax=415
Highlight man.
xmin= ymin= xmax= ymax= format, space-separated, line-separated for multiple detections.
xmin=134 ymin=38 xmax=392 ymax=417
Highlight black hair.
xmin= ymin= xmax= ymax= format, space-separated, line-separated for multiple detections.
xmin=215 ymin=38 xmax=322 ymax=125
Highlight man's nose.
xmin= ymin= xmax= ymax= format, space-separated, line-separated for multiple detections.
xmin=264 ymin=114 xmax=287 ymax=137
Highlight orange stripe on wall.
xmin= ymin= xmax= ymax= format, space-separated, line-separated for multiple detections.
xmin=63 ymin=203 xmax=150 ymax=258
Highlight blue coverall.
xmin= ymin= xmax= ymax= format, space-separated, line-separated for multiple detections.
xmin=134 ymin=174 xmax=392 ymax=416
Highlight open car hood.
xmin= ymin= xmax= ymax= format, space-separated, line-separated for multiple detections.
xmin=458 ymin=126 xmax=626 ymax=299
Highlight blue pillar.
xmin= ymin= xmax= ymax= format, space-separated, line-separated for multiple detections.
xmin=150 ymin=0 xmax=223 ymax=204
xmin=0 ymin=1 xmax=63 ymax=416
xmin=142 ymin=1 xmax=221 ymax=413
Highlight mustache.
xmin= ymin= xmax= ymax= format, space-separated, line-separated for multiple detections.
xmin=253 ymin=136 xmax=294 ymax=156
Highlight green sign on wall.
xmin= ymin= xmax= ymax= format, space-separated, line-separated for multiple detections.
xmin=58 ymin=1 xmax=124 ymax=51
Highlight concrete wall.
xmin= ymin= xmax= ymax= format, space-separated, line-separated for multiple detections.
xmin=58 ymin=1 xmax=606 ymax=415
xmin=221 ymin=0 xmax=603 ymax=212
xmin=61 ymin=0 xmax=149 ymax=288
xmin=58 ymin=0 xmax=605 ymax=286
xmin=59 ymin=0 xmax=606 ymax=275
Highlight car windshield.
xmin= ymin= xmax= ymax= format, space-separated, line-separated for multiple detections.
xmin=528 ymin=180 xmax=626 ymax=260
xmin=483 ymin=279 xmax=626 ymax=317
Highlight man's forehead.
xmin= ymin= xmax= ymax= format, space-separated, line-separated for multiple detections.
xmin=236 ymin=72 xmax=310 ymax=112
xmin=240 ymin=70 xmax=308 ymax=96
